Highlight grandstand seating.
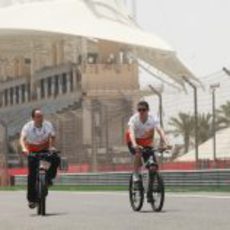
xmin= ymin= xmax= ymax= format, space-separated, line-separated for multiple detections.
xmin=0 ymin=94 xmax=82 ymax=167
xmin=0 ymin=94 xmax=81 ymax=138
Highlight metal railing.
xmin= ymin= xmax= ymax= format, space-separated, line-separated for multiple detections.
xmin=14 ymin=169 xmax=230 ymax=187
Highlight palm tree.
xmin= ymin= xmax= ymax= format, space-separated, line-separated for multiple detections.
xmin=169 ymin=112 xmax=213 ymax=153
xmin=193 ymin=113 xmax=212 ymax=144
xmin=168 ymin=113 xmax=194 ymax=153
xmin=217 ymin=101 xmax=230 ymax=129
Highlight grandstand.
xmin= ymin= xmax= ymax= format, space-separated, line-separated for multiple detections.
xmin=0 ymin=0 xmax=196 ymax=172
xmin=0 ymin=120 xmax=9 ymax=185
xmin=177 ymin=127 xmax=230 ymax=161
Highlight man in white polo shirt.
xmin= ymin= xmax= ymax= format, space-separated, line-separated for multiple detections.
xmin=126 ymin=101 xmax=170 ymax=182
xmin=20 ymin=108 xmax=60 ymax=209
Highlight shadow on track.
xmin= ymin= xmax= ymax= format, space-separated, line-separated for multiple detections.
xmin=30 ymin=212 xmax=68 ymax=217
xmin=139 ymin=210 xmax=167 ymax=214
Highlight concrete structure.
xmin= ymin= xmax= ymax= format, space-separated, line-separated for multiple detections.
xmin=0 ymin=36 xmax=143 ymax=168
xmin=0 ymin=0 xmax=198 ymax=170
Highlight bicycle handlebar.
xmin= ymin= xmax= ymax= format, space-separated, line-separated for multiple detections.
xmin=23 ymin=150 xmax=60 ymax=158
xmin=153 ymin=146 xmax=172 ymax=153
xmin=138 ymin=145 xmax=172 ymax=153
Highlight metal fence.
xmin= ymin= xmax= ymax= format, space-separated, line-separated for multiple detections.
xmin=143 ymin=69 xmax=230 ymax=163
xmin=14 ymin=169 xmax=230 ymax=187
xmin=1 ymin=66 xmax=230 ymax=171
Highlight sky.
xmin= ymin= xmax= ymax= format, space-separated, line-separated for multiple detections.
xmin=135 ymin=0 xmax=230 ymax=77
xmin=1 ymin=0 xmax=230 ymax=77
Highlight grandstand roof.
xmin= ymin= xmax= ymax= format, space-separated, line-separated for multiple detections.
xmin=177 ymin=127 xmax=230 ymax=161
xmin=0 ymin=0 xmax=198 ymax=85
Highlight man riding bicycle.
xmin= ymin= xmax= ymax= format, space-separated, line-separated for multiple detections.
xmin=126 ymin=101 xmax=170 ymax=183
xmin=20 ymin=109 xmax=60 ymax=209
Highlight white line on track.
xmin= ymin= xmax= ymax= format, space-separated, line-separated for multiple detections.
xmin=50 ymin=191 xmax=230 ymax=199
xmin=167 ymin=194 xmax=230 ymax=199
xmin=1 ymin=191 xmax=230 ymax=199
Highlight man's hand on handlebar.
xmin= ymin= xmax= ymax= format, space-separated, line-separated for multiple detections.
xmin=49 ymin=147 xmax=60 ymax=156
xmin=21 ymin=148 xmax=29 ymax=157
xmin=158 ymin=145 xmax=172 ymax=153
xmin=49 ymin=146 xmax=57 ymax=152
xmin=133 ymin=144 xmax=143 ymax=156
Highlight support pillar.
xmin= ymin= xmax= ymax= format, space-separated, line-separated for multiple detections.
xmin=51 ymin=76 xmax=55 ymax=97
xmin=72 ymin=67 xmax=77 ymax=91
xmin=44 ymin=79 xmax=48 ymax=99
xmin=67 ymin=73 xmax=71 ymax=93
xmin=36 ymin=84 xmax=41 ymax=100
xmin=58 ymin=76 xmax=62 ymax=95
xmin=13 ymin=87 xmax=17 ymax=105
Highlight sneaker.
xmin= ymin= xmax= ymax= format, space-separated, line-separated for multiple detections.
xmin=132 ymin=173 xmax=140 ymax=182
xmin=28 ymin=202 xmax=37 ymax=209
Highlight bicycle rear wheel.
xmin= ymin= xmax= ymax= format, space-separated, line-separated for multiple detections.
xmin=149 ymin=172 xmax=165 ymax=212
xmin=129 ymin=174 xmax=144 ymax=211
xmin=37 ymin=173 xmax=47 ymax=216
xmin=37 ymin=197 xmax=46 ymax=216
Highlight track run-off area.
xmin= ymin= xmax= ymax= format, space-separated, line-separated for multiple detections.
xmin=0 ymin=191 xmax=230 ymax=230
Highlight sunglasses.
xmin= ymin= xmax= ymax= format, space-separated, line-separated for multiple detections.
xmin=138 ymin=108 xmax=147 ymax=112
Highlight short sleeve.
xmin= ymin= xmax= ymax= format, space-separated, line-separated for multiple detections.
xmin=127 ymin=115 xmax=136 ymax=129
xmin=20 ymin=123 xmax=29 ymax=138
xmin=47 ymin=121 xmax=56 ymax=137
xmin=153 ymin=114 xmax=160 ymax=128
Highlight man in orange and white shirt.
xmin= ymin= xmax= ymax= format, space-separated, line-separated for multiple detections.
xmin=126 ymin=101 xmax=169 ymax=181
xmin=20 ymin=108 xmax=60 ymax=209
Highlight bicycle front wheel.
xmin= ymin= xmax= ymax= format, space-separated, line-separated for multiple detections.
xmin=37 ymin=173 xmax=47 ymax=216
xmin=129 ymin=174 xmax=144 ymax=212
xmin=149 ymin=173 xmax=165 ymax=212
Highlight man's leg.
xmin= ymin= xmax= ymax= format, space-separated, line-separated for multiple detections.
xmin=47 ymin=154 xmax=60 ymax=183
xmin=148 ymin=149 xmax=158 ymax=173
xmin=27 ymin=155 xmax=38 ymax=205
xmin=133 ymin=152 xmax=142 ymax=177
xmin=147 ymin=149 xmax=158 ymax=202
xmin=128 ymin=143 xmax=142 ymax=181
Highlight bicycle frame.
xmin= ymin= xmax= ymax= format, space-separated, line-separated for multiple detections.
xmin=138 ymin=149 xmax=158 ymax=192
xmin=39 ymin=160 xmax=51 ymax=171
xmin=129 ymin=147 xmax=166 ymax=212
xmin=31 ymin=151 xmax=58 ymax=216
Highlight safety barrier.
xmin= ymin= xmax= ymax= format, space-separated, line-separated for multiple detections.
xmin=14 ymin=169 xmax=230 ymax=187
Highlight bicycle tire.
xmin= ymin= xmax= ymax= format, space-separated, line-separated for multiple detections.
xmin=37 ymin=173 xmax=46 ymax=216
xmin=37 ymin=203 xmax=41 ymax=215
xmin=41 ymin=196 xmax=46 ymax=216
xmin=149 ymin=173 xmax=165 ymax=212
xmin=129 ymin=174 xmax=144 ymax=212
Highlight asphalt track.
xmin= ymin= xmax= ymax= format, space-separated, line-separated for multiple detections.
xmin=0 ymin=191 xmax=230 ymax=230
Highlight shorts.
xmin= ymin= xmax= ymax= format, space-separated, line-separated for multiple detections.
xmin=127 ymin=142 xmax=157 ymax=164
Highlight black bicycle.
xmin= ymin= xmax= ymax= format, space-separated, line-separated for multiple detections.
xmin=129 ymin=147 xmax=169 ymax=212
xmin=31 ymin=151 xmax=60 ymax=216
